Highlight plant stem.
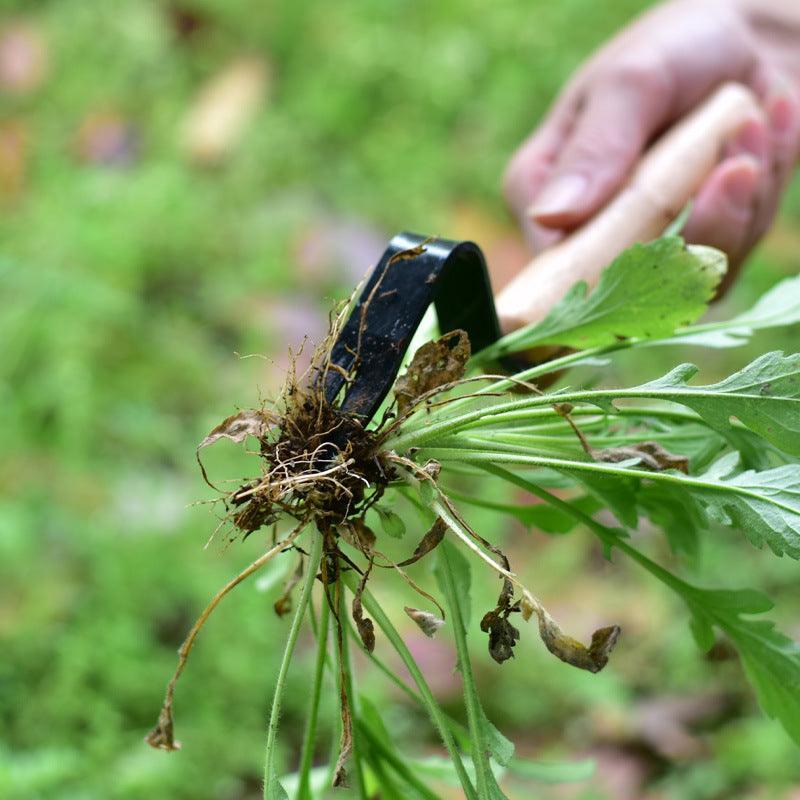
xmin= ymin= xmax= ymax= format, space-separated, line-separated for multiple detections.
xmin=460 ymin=404 xmax=711 ymax=432
xmin=436 ymin=542 xmax=494 ymax=800
xmin=341 ymin=572 xmax=479 ymax=800
xmin=483 ymin=464 xmax=689 ymax=595
xmin=336 ymin=578 xmax=368 ymax=798
xmin=296 ymin=596 xmax=330 ymax=800
xmin=347 ymin=620 xmax=471 ymax=746
xmin=387 ymin=354 xmax=760 ymax=451
xmin=262 ymin=532 xmax=322 ymax=800
xmin=422 ymin=446 xmax=792 ymax=516
xmin=472 ymin=343 xmax=615 ymax=382
xmin=357 ymin=721 xmax=441 ymax=800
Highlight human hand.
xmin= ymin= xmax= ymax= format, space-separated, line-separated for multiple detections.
xmin=504 ymin=0 xmax=800 ymax=285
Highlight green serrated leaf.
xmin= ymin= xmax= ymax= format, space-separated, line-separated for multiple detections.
xmin=692 ymin=454 xmax=800 ymax=558
xmin=434 ymin=536 xmax=472 ymax=628
xmin=629 ymin=352 xmax=800 ymax=456
xmin=436 ymin=448 xmax=800 ymax=560
xmin=625 ymin=543 xmax=800 ymax=747
xmin=720 ymin=609 xmax=800 ymax=747
xmin=376 ymin=507 xmax=406 ymax=538
xmin=482 ymin=236 xmax=725 ymax=357
xmin=481 ymin=711 xmax=514 ymax=767
xmin=561 ymin=469 xmax=639 ymax=529
xmin=666 ymin=274 xmax=800 ymax=348
xmin=446 ymin=487 xmax=600 ymax=534
xmin=511 ymin=483 xmax=800 ymax=750
xmin=637 ymin=482 xmax=705 ymax=557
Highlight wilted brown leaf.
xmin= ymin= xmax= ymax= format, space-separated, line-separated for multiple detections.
xmin=397 ymin=518 xmax=446 ymax=567
xmin=333 ymin=582 xmax=354 ymax=787
xmin=182 ymin=57 xmax=268 ymax=166
xmin=468 ymin=537 xmax=520 ymax=663
xmin=539 ymin=615 xmax=621 ymax=674
xmin=404 ymin=606 xmax=444 ymax=638
xmin=340 ymin=518 xmax=376 ymax=555
xmin=333 ymin=698 xmax=352 ymax=787
xmin=522 ymin=591 xmax=620 ymax=673
xmin=273 ymin=556 xmax=304 ymax=617
xmin=145 ymin=705 xmax=181 ymax=751
xmin=480 ymin=608 xmax=520 ymax=664
xmin=351 ymin=561 xmax=375 ymax=653
xmin=198 ymin=409 xmax=274 ymax=450
xmin=593 ymin=441 xmax=689 ymax=474
xmin=394 ymin=330 xmax=471 ymax=416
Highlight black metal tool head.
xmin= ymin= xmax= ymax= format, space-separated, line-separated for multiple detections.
xmin=320 ymin=232 xmax=503 ymax=425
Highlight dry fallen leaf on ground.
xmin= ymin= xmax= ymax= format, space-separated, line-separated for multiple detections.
xmin=181 ymin=57 xmax=268 ymax=165
xmin=0 ymin=23 xmax=47 ymax=94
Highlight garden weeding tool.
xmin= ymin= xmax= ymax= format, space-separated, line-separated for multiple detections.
xmin=322 ymin=83 xmax=760 ymax=423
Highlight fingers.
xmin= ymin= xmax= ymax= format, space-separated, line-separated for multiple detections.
xmin=528 ymin=58 xmax=674 ymax=229
xmin=745 ymin=88 xmax=800 ymax=244
xmin=502 ymin=95 xmax=577 ymax=252
xmin=681 ymin=155 xmax=761 ymax=270
xmin=683 ymin=84 xmax=800 ymax=292
xmin=502 ymin=0 xmax=762 ymax=250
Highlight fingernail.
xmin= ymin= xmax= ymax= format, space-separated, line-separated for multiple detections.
xmin=529 ymin=173 xmax=588 ymax=220
xmin=732 ymin=119 xmax=768 ymax=160
xmin=723 ymin=158 xmax=758 ymax=214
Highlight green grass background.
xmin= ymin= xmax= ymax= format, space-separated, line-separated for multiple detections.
xmin=2 ymin=1 xmax=800 ymax=798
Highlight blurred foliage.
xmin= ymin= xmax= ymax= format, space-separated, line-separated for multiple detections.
xmin=1 ymin=1 xmax=800 ymax=799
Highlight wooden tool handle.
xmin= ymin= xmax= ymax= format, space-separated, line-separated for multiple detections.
xmin=495 ymin=82 xmax=762 ymax=332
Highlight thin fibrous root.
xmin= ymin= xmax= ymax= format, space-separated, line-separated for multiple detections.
xmin=145 ymin=521 xmax=308 ymax=751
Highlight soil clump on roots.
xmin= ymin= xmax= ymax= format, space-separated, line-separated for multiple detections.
xmin=146 ymin=290 xmax=621 ymax=785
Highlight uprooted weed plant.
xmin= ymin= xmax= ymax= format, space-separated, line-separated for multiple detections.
xmin=148 ymin=235 xmax=800 ymax=799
